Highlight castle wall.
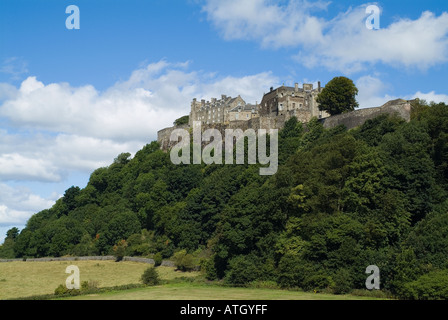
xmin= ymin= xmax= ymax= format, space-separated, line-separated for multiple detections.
xmin=157 ymin=99 xmax=413 ymax=151
xmin=157 ymin=124 xmax=189 ymax=150
xmin=320 ymin=99 xmax=412 ymax=130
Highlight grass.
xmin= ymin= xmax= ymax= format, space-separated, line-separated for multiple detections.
xmin=0 ymin=260 xmax=199 ymax=300
xmin=64 ymin=282 xmax=383 ymax=300
xmin=0 ymin=260 xmax=385 ymax=300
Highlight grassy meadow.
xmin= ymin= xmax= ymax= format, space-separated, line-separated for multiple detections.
xmin=64 ymin=282 xmax=382 ymax=300
xmin=0 ymin=260 xmax=384 ymax=300
xmin=0 ymin=260 xmax=198 ymax=299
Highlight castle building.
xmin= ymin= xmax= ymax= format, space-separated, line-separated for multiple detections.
xmin=158 ymin=80 xmax=413 ymax=151
xmin=259 ymin=82 xmax=329 ymax=122
xmin=227 ymin=104 xmax=259 ymax=122
xmin=189 ymin=95 xmax=249 ymax=127
xmin=188 ymin=82 xmax=328 ymax=127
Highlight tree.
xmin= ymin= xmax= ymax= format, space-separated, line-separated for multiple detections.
xmin=316 ymin=76 xmax=359 ymax=116
xmin=174 ymin=115 xmax=189 ymax=126
xmin=6 ymin=227 xmax=19 ymax=241
xmin=141 ymin=266 xmax=161 ymax=286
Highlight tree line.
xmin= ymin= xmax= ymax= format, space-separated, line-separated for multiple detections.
xmin=2 ymin=99 xmax=448 ymax=299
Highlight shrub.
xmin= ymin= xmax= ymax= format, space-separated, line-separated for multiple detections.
xmin=141 ymin=266 xmax=160 ymax=286
xmin=225 ymin=255 xmax=261 ymax=286
xmin=200 ymin=257 xmax=217 ymax=281
xmin=400 ymin=270 xmax=448 ymax=300
xmin=277 ymin=254 xmax=315 ymax=288
xmin=54 ymin=284 xmax=81 ymax=296
xmin=81 ymin=280 xmax=99 ymax=291
xmin=113 ymin=239 xmax=128 ymax=262
xmin=302 ymin=271 xmax=335 ymax=292
xmin=174 ymin=115 xmax=189 ymax=126
xmin=332 ymin=268 xmax=354 ymax=294
xmin=154 ymin=252 xmax=163 ymax=267
xmin=173 ymin=249 xmax=196 ymax=272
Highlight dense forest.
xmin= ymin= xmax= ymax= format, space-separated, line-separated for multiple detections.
xmin=2 ymin=99 xmax=448 ymax=299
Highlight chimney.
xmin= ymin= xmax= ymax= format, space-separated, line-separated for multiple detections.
xmin=270 ymin=87 xmax=274 ymax=92
xmin=201 ymin=99 xmax=205 ymax=106
xmin=221 ymin=94 xmax=227 ymax=100
xmin=295 ymin=83 xmax=299 ymax=92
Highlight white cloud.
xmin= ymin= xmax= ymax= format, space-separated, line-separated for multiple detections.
xmin=0 ymin=153 xmax=60 ymax=182
xmin=1 ymin=62 xmax=278 ymax=142
xmin=356 ymin=75 xmax=397 ymax=109
xmin=412 ymin=91 xmax=448 ymax=104
xmin=0 ymin=83 xmax=18 ymax=101
xmin=0 ymin=60 xmax=279 ymax=237
xmin=355 ymin=75 xmax=448 ymax=110
xmin=203 ymin=0 xmax=329 ymax=48
xmin=0 ymin=60 xmax=278 ymax=184
xmin=203 ymin=1 xmax=448 ymax=73
xmin=0 ymin=183 xmax=55 ymax=226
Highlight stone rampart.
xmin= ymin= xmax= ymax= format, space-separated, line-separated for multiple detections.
xmin=320 ymin=99 xmax=412 ymax=130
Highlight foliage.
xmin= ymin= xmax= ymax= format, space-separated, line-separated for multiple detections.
xmin=224 ymin=255 xmax=262 ymax=286
xmin=174 ymin=115 xmax=189 ymax=126
xmin=400 ymin=270 xmax=448 ymax=300
xmin=113 ymin=239 xmax=128 ymax=262
xmin=172 ymin=249 xmax=196 ymax=272
xmin=153 ymin=252 xmax=163 ymax=267
xmin=141 ymin=266 xmax=161 ymax=286
xmin=316 ymin=76 xmax=359 ymax=115
xmin=8 ymin=101 xmax=448 ymax=299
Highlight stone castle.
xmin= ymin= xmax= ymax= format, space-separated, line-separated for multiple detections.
xmin=189 ymin=82 xmax=327 ymax=128
xmin=157 ymin=81 xmax=413 ymax=150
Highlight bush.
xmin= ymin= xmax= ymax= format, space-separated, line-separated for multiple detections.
xmin=302 ymin=271 xmax=335 ymax=292
xmin=174 ymin=115 xmax=189 ymax=126
xmin=173 ymin=249 xmax=196 ymax=272
xmin=141 ymin=266 xmax=161 ymax=286
xmin=200 ymin=257 xmax=218 ymax=281
xmin=154 ymin=252 xmax=163 ymax=267
xmin=225 ymin=255 xmax=261 ymax=286
xmin=332 ymin=268 xmax=354 ymax=294
xmin=81 ymin=280 xmax=99 ymax=291
xmin=113 ymin=239 xmax=128 ymax=262
xmin=277 ymin=254 xmax=315 ymax=288
xmin=400 ymin=270 xmax=448 ymax=300
xmin=54 ymin=284 xmax=81 ymax=296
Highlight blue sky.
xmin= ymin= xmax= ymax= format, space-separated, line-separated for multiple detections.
xmin=0 ymin=0 xmax=447 ymax=243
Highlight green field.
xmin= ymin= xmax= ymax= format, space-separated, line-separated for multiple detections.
xmin=0 ymin=260 xmax=383 ymax=300
xmin=64 ymin=282 xmax=381 ymax=300
xmin=0 ymin=260 xmax=198 ymax=299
